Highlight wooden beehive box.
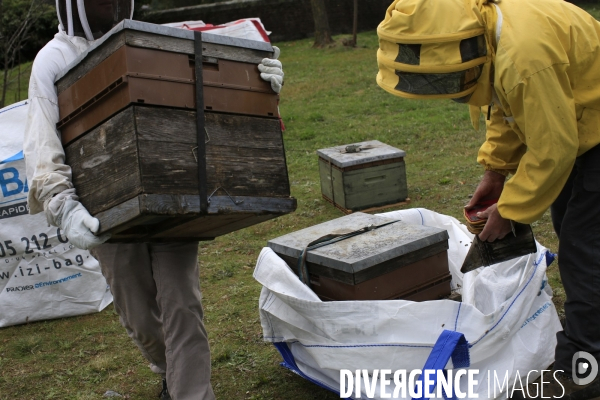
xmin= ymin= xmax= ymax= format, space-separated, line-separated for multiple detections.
xmin=317 ymin=140 xmax=408 ymax=213
xmin=267 ymin=212 xmax=451 ymax=301
xmin=56 ymin=20 xmax=296 ymax=242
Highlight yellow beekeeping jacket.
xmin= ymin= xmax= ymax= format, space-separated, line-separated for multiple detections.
xmin=481 ymin=0 xmax=600 ymax=223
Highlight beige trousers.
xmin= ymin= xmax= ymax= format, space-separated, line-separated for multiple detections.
xmin=92 ymin=242 xmax=215 ymax=400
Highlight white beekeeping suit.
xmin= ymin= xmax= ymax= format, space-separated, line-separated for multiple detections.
xmin=24 ymin=31 xmax=88 ymax=212
xmin=23 ymin=1 xmax=284 ymax=399
xmin=24 ymin=0 xmax=133 ymax=250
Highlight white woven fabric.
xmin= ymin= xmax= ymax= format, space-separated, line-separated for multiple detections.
xmin=254 ymin=208 xmax=562 ymax=399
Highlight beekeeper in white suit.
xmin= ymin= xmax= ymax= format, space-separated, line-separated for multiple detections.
xmin=23 ymin=0 xmax=284 ymax=398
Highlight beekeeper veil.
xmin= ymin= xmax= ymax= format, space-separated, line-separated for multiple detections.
xmin=56 ymin=0 xmax=134 ymax=41
xmin=376 ymin=0 xmax=499 ymax=125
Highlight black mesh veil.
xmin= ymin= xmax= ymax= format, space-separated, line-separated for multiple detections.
xmin=56 ymin=0 xmax=133 ymax=40
xmin=395 ymin=65 xmax=483 ymax=96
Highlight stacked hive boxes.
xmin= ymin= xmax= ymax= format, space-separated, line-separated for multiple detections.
xmin=57 ymin=21 xmax=296 ymax=242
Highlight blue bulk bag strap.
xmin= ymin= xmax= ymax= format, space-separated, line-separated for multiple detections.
xmin=273 ymin=342 xmax=300 ymax=373
xmin=412 ymin=330 xmax=470 ymax=400
xmin=273 ymin=342 xmax=353 ymax=399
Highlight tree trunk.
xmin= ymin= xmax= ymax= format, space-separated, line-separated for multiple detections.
xmin=1 ymin=54 xmax=9 ymax=108
xmin=17 ymin=51 xmax=21 ymax=102
xmin=0 ymin=0 xmax=7 ymax=108
xmin=310 ymin=0 xmax=334 ymax=48
xmin=0 ymin=0 xmax=38 ymax=107
xmin=352 ymin=0 xmax=358 ymax=47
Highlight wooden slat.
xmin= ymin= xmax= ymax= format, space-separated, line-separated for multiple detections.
xmin=334 ymin=157 xmax=405 ymax=172
xmin=137 ymin=140 xmax=199 ymax=194
xmin=331 ymin=166 xmax=346 ymax=208
xmin=134 ymin=106 xmax=196 ymax=143
xmin=318 ymin=158 xmax=333 ymax=200
xmin=95 ymin=196 xmax=142 ymax=233
xmin=134 ymin=107 xmax=282 ymax=148
xmin=65 ymin=107 xmax=143 ymax=215
xmin=343 ymin=162 xmax=406 ymax=192
xmin=125 ymin=30 xmax=271 ymax=63
xmin=137 ymin=142 xmax=290 ymax=197
xmin=133 ymin=106 xmax=290 ymax=197
xmin=343 ymin=162 xmax=408 ymax=210
xmin=125 ymin=30 xmax=193 ymax=55
xmin=95 ymin=193 xmax=296 ymax=239
xmin=57 ymin=33 xmax=126 ymax=93
xmin=205 ymin=146 xmax=291 ymax=196
xmin=202 ymin=41 xmax=270 ymax=65
xmin=207 ymin=195 xmax=297 ymax=214
xmin=139 ymin=194 xmax=200 ymax=215
xmin=204 ymin=112 xmax=284 ymax=149
xmin=57 ymin=30 xmax=271 ymax=94
xmin=352 ymin=242 xmax=448 ymax=284
xmin=277 ymin=242 xmax=449 ymax=286
xmin=68 ymin=104 xmax=290 ymax=220
xmin=126 ymin=194 xmax=297 ymax=215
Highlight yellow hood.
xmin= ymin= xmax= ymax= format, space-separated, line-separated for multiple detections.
xmin=376 ymin=0 xmax=498 ymax=106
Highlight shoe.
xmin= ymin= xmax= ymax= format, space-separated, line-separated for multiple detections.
xmin=158 ymin=378 xmax=171 ymax=400
xmin=510 ymin=371 xmax=600 ymax=399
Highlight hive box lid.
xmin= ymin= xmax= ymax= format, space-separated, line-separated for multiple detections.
xmin=56 ymin=19 xmax=274 ymax=83
xmin=267 ymin=212 xmax=448 ymax=274
xmin=316 ymin=140 xmax=406 ymax=169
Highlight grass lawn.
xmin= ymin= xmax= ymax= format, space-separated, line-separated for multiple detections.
xmin=1 ymin=4 xmax=598 ymax=399
xmin=0 ymin=62 xmax=31 ymax=107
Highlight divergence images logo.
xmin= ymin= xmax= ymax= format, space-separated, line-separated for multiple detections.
xmin=572 ymin=352 xmax=598 ymax=385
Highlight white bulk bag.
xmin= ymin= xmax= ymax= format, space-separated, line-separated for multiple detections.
xmin=254 ymin=208 xmax=562 ymax=399
xmin=0 ymin=100 xmax=112 ymax=327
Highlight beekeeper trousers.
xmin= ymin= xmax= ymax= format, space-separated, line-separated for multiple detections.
xmin=92 ymin=242 xmax=215 ymax=400
xmin=551 ymin=143 xmax=600 ymax=375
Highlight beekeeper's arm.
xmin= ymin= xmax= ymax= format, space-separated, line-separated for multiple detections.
xmin=466 ymin=105 xmax=527 ymax=219
xmin=23 ymin=50 xmax=74 ymax=214
xmin=23 ymin=46 xmax=109 ymax=250
xmin=480 ymin=63 xmax=578 ymax=232
xmin=478 ymin=103 xmax=527 ymax=177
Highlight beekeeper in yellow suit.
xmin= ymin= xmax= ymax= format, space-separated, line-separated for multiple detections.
xmin=377 ymin=0 xmax=600 ymax=398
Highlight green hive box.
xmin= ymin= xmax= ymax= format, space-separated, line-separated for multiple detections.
xmin=317 ymin=140 xmax=408 ymax=212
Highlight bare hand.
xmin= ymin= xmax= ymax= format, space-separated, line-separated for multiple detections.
xmin=465 ymin=170 xmax=506 ymax=210
xmin=477 ymin=203 xmax=513 ymax=242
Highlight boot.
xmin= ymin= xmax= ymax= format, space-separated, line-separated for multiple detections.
xmin=511 ymin=371 xmax=600 ymax=399
xmin=158 ymin=378 xmax=171 ymax=400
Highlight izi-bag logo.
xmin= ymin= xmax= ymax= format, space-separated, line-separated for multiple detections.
xmin=0 ymin=167 xmax=28 ymax=198
xmin=0 ymin=166 xmax=30 ymax=220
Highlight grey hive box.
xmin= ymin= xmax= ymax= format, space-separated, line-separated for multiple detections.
xmin=317 ymin=140 xmax=408 ymax=213
xmin=56 ymin=20 xmax=296 ymax=242
xmin=267 ymin=212 xmax=451 ymax=301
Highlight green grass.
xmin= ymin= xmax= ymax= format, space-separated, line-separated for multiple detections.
xmin=0 ymin=61 xmax=31 ymax=107
xmin=3 ymin=4 xmax=600 ymax=396
xmin=584 ymin=3 xmax=600 ymax=20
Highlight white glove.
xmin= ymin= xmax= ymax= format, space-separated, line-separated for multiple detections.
xmin=60 ymin=198 xmax=110 ymax=250
xmin=258 ymin=46 xmax=284 ymax=94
